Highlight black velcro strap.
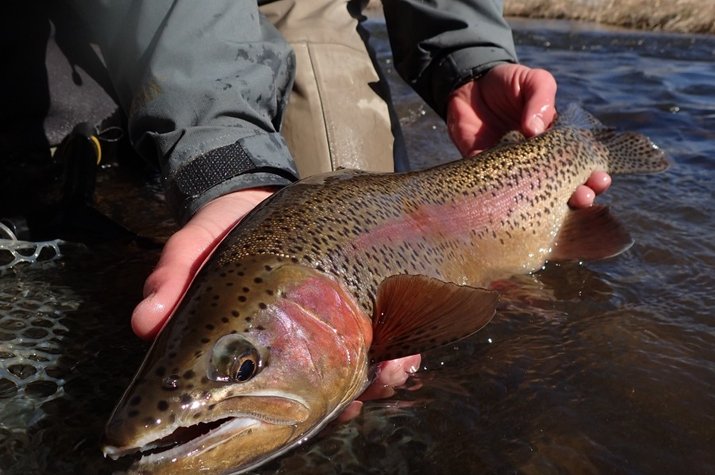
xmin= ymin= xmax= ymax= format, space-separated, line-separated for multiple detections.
xmin=171 ymin=140 xmax=256 ymax=199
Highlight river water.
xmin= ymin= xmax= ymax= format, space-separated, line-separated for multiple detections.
xmin=1 ymin=18 xmax=714 ymax=475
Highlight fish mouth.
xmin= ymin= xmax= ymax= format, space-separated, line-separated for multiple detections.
xmin=105 ymin=416 xmax=263 ymax=465
xmin=103 ymin=394 xmax=312 ymax=464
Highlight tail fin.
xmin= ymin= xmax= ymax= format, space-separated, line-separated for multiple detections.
xmin=594 ymin=129 xmax=670 ymax=174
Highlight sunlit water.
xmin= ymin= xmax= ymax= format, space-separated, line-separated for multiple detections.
xmin=1 ymin=19 xmax=714 ymax=475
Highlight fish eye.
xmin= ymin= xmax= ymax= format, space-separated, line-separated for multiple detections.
xmin=208 ymin=334 xmax=264 ymax=383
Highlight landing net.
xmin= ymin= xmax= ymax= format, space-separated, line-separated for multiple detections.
xmin=0 ymin=222 xmax=63 ymax=271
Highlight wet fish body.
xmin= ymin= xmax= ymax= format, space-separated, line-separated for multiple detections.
xmin=103 ymin=105 xmax=668 ymax=474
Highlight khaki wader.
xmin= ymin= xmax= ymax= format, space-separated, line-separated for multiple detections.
xmin=260 ymin=0 xmax=406 ymax=176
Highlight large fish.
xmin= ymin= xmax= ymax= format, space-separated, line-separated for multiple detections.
xmin=102 ymin=105 xmax=668 ymax=474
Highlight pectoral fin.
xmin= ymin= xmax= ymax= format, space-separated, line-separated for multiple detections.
xmin=550 ymin=205 xmax=634 ymax=261
xmin=369 ymin=275 xmax=498 ymax=363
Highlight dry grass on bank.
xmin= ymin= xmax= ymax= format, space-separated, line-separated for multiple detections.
xmin=366 ymin=0 xmax=714 ymax=34
xmin=503 ymin=0 xmax=714 ymax=34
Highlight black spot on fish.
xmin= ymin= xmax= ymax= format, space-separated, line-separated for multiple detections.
xmin=201 ymin=338 xmax=210 ymax=344
xmin=179 ymin=393 xmax=192 ymax=405
xmin=238 ymin=296 xmax=247 ymax=303
xmin=254 ymin=277 xmax=263 ymax=284
xmin=258 ymin=303 xmax=267 ymax=310
xmin=183 ymin=370 xmax=195 ymax=380
xmin=231 ymin=310 xmax=240 ymax=317
xmin=157 ymin=400 xmax=169 ymax=411
xmin=129 ymin=395 xmax=141 ymax=406
xmin=205 ymin=324 xmax=215 ymax=330
xmin=128 ymin=410 xmax=139 ymax=418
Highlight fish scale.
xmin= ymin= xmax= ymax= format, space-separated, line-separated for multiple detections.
xmin=103 ymin=105 xmax=668 ymax=475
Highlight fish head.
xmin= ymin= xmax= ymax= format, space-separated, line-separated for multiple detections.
xmin=103 ymin=257 xmax=373 ymax=474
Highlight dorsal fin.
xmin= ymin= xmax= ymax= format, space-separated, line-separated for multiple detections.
xmin=550 ymin=205 xmax=633 ymax=262
xmin=554 ymin=103 xmax=610 ymax=130
xmin=369 ymin=275 xmax=498 ymax=363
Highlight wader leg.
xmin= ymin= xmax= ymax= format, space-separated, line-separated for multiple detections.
xmin=259 ymin=0 xmax=406 ymax=176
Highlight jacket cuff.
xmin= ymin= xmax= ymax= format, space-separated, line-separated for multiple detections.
xmin=165 ymin=132 xmax=298 ymax=224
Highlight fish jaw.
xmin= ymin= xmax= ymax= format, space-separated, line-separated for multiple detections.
xmin=102 ymin=258 xmax=373 ymax=474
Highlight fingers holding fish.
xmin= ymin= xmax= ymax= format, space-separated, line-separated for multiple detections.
xmin=586 ymin=171 xmax=612 ymax=195
xmin=337 ymin=354 xmax=422 ymax=423
xmin=446 ymin=63 xmax=557 ymax=156
xmin=362 ymin=354 xmax=422 ymax=402
xmin=568 ymin=171 xmax=612 ymax=208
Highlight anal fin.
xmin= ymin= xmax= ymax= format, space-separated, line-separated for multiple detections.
xmin=369 ymin=275 xmax=498 ymax=363
xmin=550 ymin=205 xmax=633 ymax=261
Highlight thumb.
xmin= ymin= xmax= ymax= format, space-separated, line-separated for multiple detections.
xmin=520 ymin=68 xmax=558 ymax=137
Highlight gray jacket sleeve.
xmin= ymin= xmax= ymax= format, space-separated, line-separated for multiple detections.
xmin=75 ymin=0 xmax=298 ymax=224
xmin=382 ymin=0 xmax=518 ymax=118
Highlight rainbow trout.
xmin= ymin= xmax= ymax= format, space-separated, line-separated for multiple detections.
xmin=103 ymin=105 xmax=667 ymax=474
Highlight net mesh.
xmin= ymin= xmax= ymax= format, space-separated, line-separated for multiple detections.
xmin=0 ymin=223 xmax=63 ymax=271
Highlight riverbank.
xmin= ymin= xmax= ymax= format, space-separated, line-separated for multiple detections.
xmin=504 ymin=0 xmax=713 ymax=34
xmin=365 ymin=1 xmax=714 ymax=34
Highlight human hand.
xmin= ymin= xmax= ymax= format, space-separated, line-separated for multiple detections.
xmin=131 ymin=188 xmax=276 ymax=339
xmin=446 ymin=63 xmax=610 ymax=207
xmin=338 ymin=354 xmax=422 ymax=422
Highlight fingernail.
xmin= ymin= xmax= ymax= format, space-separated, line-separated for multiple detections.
xmin=528 ymin=115 xmax=546 ymax=135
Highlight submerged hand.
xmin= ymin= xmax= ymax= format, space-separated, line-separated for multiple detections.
xmin=446 ymin=63 xmax=611 ymax=207
xmin=338 ymin=354 xmax=422 ymax=422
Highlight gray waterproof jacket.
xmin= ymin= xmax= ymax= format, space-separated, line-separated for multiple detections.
xmin=81 ymin=0 xmax=518 ymax=223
